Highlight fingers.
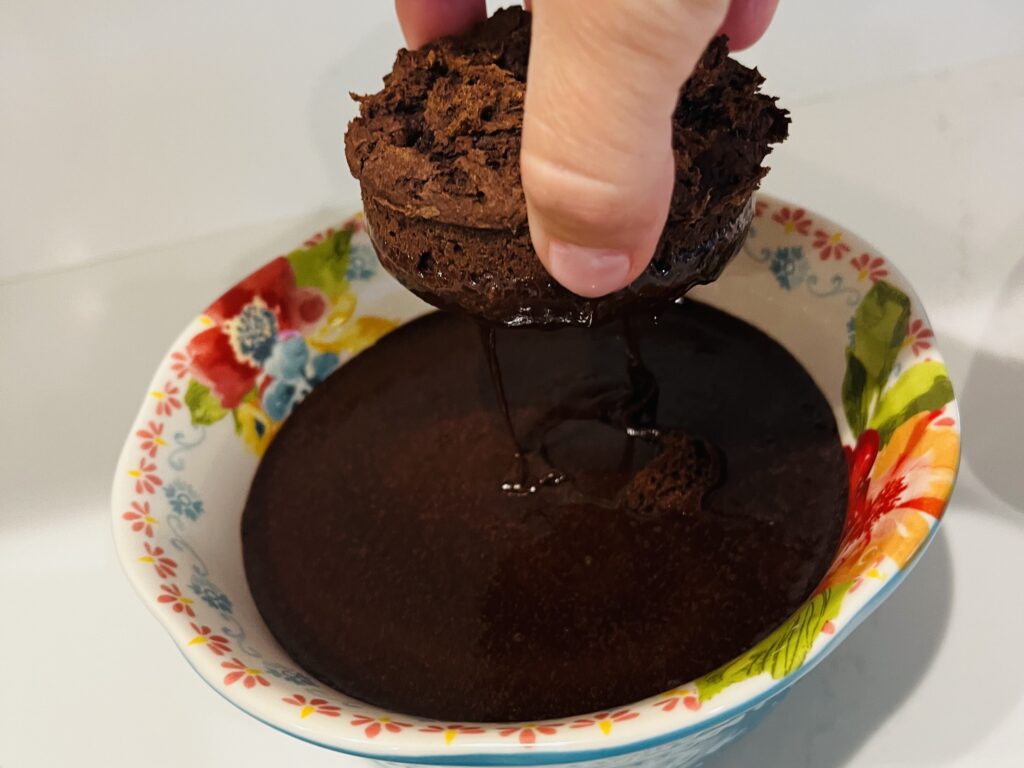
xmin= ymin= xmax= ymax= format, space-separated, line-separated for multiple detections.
xmin=522 ymin=0 xmax=729 ymax=297
xmin=718 ymin=0 xmax=779 ymax=50
xmin=394 ymin=0 xmax=487 ymax=49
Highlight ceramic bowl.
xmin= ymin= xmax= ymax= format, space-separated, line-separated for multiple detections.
xmin=112 ymin=195 xmax=960 ymax=767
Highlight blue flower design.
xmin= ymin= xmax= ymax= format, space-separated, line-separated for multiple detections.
xmin=164 ymin=479 xmax=204 ymax=521
xmin=261 ymin=335 xmax=339 ymax=421
xmin=189 ymin=567 xmax=233 ymax=614
xmin=263 ymin=334 xmax=307 ymax=381
xmin=265 ymin=662 xmax=316 ymax=686
xmin=846 ymin=316 xmax=856 ymax=345
xmin=227 ymin=299 xmax=279 ymax=365
xmin=345 ymin=246 xmax=376 ymax=281
xmin=768 ymin=247 xmax=809 ymax=290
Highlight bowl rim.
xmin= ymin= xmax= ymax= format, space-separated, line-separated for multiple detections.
xmin=111 ymin=194 xmax=961 ymax=763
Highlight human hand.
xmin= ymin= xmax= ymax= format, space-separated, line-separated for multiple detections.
xmin=395 ymin=0 xmax=777 ymax=298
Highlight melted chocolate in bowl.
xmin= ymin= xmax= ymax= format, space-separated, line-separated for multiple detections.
xmin=242 ymin=302 xmax=847 ymax=722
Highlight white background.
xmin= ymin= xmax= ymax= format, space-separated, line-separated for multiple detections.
xmin=3 ymin=0 xmax=1024 ymax=281
xmin=2 ymin=1 xmax=1023 ymax=767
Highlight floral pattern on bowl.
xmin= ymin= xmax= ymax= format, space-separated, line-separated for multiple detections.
xmin=112 ymin=197 xmax=960 ymax=766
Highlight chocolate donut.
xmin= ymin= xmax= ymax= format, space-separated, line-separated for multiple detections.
xmin=345 ymin=7 xmax=788 ymax=326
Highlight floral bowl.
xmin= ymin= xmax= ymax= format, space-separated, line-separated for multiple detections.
xmin=112 ymin=195 xmax=960 ymax=767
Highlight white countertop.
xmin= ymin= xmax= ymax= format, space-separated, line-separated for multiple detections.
xmin=2 ymin=2 xmax=1023 ymax=766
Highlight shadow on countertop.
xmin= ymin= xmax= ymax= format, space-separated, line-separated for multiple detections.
xmin=956 ymin=253 xmax=1024 ymax=513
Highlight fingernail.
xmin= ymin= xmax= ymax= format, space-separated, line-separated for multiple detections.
xmin=547 ymin=240 xmax=631 ymax=298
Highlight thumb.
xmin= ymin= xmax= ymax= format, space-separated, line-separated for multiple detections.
xmin=522 ymin=0 xmax=729 ymax=298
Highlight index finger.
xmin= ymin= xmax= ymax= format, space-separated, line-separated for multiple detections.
xmin=718 ymin=0 xmax=779 ymax=50
xmin=395 ymin=0 xmax=488 ymax=49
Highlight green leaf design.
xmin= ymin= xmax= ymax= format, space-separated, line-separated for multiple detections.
xmin=842 ymin=350 xmax=869 ymax=436
xmin=869 ymin=360 xmax=954 ymax=444
xmin=696 ymin=582 xmax=852 ymax=702
xmin=184 ymin=379 xmax=228 ymax=426
xmin=287 ymin=228 xmax=353 ymax=300
xmin=842 ymin=281 xmax=911 ymax=437
xmin=230 ymin=387 xmax=261 ymax=434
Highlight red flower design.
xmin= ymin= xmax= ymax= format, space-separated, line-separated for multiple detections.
xmin=754 ymin=200 xmax=768 ymax=218
xmin=186 ymin=258 xmax=327 ymax=409
xmin=850 ymin=253 xmax=888 ymax=283
xmin=122 ymin=500 xmax=157 ymax=537
xmin=772 ymin=207 xmax=812 ymax=235
xmin=841 ymin=428 xmax=885 ymax=547
xmin=653 ymin=688 xmax=701 ymax=712
xmin=136 ymin=421 xmax=167 ymax=457
xmin=188 ymin=623 xmax=231 ymax=655
xmin=157 ymin=584 xmax=195 ymax=617
xmin=222 ymin=658 xmax=270 ymax=688
xmin=904 ymin=318 xmax=934 ymax=356
xmin=570 ymin=710 xmax=638 ymax=735
xmin=498 ymin=723 xmax=563 ymax=745
xmin=283 ymin=694 xmax=341 ymax=718
xmin=826 ymin=409 xmax=958 ymax=586
xmin=128 ymin=458 xmax=162 ymax=495
xmin=151 ymin=381 xmax=182 ymax=417
xmin=138 ymin=542 xmax=177 ymax=578
xmin=419 ymin=724 xmax=486 ymax=744
xmin=812 ymin=229 xmax=851 ymax=261
xmin=351 ymin=715 xmax=412 ymax=738
xmin=169 ymin=350 xmax=192 ymax=379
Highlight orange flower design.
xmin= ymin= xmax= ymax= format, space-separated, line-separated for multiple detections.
xmin=813 ymin=229 xmax=851 ymax=260
xmin=904 ymin=318 xmax=935 ymax=356
xmin=122 ymin=500 xmax=157 ymax=537
xmin=652 ymin=687 xmax=701 ymax=712
xmin=351 ymin=715 xmax=412 ymax=738
xmin=169 ymin=350 xmax=191 ymax=379
xmin=570 ymin=709 xmax=638 ymax=735
xmin=772 ymin=207 xmax=812 ymax=235
xmin=283 ymin=694 xmax=341 ymax=718
xmin=850 ymin=253 xmax=889 ymax=283
xmin=826 ymin=410 xmax=958 ymax=587
xmin=138 ymin=542 xmax=177 ymax=578
xmin=127 ymin=458 xmax=162 ymax=495
xmin=151 ymin=381 xmax=182 ymax=417
xmin=222 ymin=658 xmax=270 ymax=688
xmin=188 ymin=623 xmax=231 ymax=656
xmin=157 ymin=583 xmax=195 ymax=618
xmin=303 ymin=227 xmax=337 ymax=248
xmin=136 ymin=421 xmax=167 ymax=457
xmin=498 ymin=723 xmax=563 ymax=745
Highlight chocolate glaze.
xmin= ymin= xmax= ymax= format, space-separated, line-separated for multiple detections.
xmin=479 ymin=322 xmax=566 ymax=494
xmin=242 ymin=302 xmax=847 ymax=722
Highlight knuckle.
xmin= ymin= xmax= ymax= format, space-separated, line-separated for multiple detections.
xmin=520 ymin=151 xmax=659 ymax=237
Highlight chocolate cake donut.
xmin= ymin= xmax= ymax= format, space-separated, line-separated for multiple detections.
xmin=345 ymin=6 xmax=788 ymax=325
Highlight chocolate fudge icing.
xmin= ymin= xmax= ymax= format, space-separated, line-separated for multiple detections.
xmin=242 ymin=302 xmax=847 ymax=721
